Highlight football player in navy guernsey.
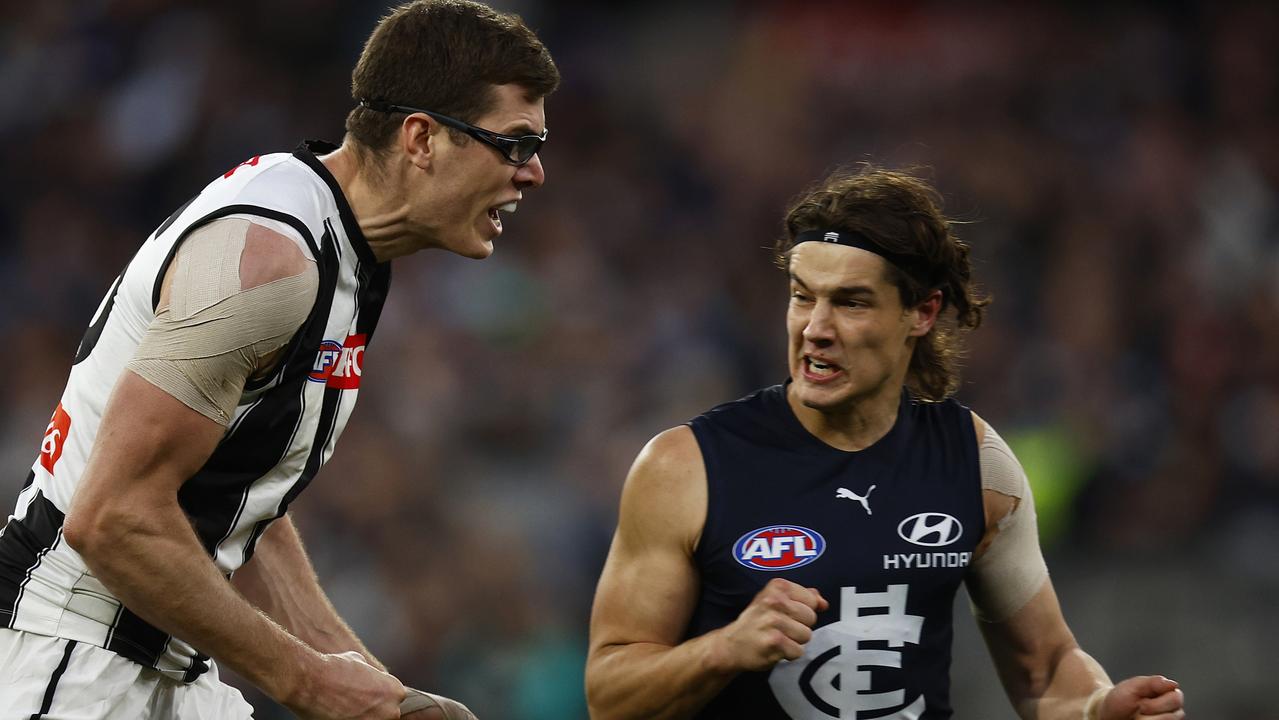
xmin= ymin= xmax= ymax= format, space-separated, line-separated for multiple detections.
xmin=0 ymin=2 xmax=555 ymax=719
xmin=586 ymin=169 xmax=1186 ymax=720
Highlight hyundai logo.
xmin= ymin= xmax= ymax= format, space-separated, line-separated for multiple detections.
xmin=897 ymin=512 xmax=963 ymax=547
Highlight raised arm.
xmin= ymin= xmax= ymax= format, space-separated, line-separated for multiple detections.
xmin=968 ymin=414 xmax=1184 ymax=720
xmin=586 ymin=427 xmax=826 ymax=720
xmin=62 ymin=220 xmax=405 ymax=719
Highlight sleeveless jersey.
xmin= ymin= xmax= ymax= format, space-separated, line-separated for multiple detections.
xmin=687 ymin=383 xmax=983 ymax=720
xmin=0 ymin=141 xmax=390 ymax=682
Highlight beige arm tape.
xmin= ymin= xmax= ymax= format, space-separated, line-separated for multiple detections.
xmin=1083 ymin=686 xmax=1109 ymax=720
xmin=401 ymin=688 xmax=477 ymax=719
xmin=966 ymin=423 xmax=1050 ymax=623
xmin=127 ymin=219 xmax=318 ymax=426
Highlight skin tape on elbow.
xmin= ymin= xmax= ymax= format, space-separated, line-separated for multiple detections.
xmin=128 ymin=219 xmax=317 ymax=426
xmin=967 ymin=425 xmax=1050 ymax=623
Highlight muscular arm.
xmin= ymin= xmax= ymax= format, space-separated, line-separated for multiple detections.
xmin=969 ymin=415 xmax=1183 ymax=720
xmin=64 ymin=372 xmax=317 ymax=701
xmin=63 ymin=221 xmax=403 ymax=718
xmin=586 ymin=427 xmax=825 ymax=720
xmin=980 ymin=582 xmax=1112 ymax=720
xmin=586 ymin=427 xmax=729 ymax=720
xmin=232 ymin=514 xmax=385 ymax=671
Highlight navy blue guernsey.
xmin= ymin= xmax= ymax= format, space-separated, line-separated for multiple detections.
xmin=686 ymin=383 xmax=982 ymax=720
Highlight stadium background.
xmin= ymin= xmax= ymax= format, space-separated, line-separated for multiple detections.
xmin=2 ymin=1 xmax=1276 ymax=717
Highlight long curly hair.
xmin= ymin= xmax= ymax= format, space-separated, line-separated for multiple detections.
xmin=778 ymin=166 xmax=990 ymax=400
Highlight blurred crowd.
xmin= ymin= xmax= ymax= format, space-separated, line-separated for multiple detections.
xmin=2 ymin=1 xmax=1276 ymax=717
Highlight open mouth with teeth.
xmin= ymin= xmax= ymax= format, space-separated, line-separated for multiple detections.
xmin=487 ymin=201 xmax=518 ymax=234
xmin=803 ymin=356 xmax=842 ymax=381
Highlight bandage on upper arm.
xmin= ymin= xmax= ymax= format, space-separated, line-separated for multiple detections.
xmin=127 ymin=218 xmax=318 ymax=426
xmin=966 ymin=423 xmax=1050 ymax=623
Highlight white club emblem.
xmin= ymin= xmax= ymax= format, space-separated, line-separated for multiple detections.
xmin=769 ymin=585 xmax=926 ymax=719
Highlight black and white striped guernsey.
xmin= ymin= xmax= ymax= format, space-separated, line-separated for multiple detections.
xmin=0 ymin=141 xmax=390 ymax=682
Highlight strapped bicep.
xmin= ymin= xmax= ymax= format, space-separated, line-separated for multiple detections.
xmin=966 ymin=423 xmax=1050 ymax=624
xmin=127 ymin=218 xmax=318 ymax=426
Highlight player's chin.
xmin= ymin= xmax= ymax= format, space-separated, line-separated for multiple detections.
xmin=467 ymin=238 xmax=495 ymax=259
xmin=791 ymin=377 xmax=849 ymax=410
xmin=453 ymin=232 xmax=495 ymax=259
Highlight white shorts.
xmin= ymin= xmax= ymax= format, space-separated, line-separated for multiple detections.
xmin=0 ymin=628 xmax=254 ymax=719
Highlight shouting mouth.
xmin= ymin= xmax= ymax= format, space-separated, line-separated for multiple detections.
xmin=487 ymin=200 xmax=518 ymax=234
xmin=803 ymin=356 xmax=843 ymax=382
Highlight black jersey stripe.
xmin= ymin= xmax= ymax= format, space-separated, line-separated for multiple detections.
xmin=178 ymin=221 xmax=338 ymax=558
xmin=246 ymin=251 xmax=391 ymax=556
xmin=325 ymin=218 xmax=343 ymax=262
xmin=104 ymin=606 xmax=169 ymax=668
xmin=357 ymin=262 xmax=391 ymax=342
xmin=29 ymin=638 xmax=76 ymax=720
xmin=294 ymin=142 xmax=376 ymax=270
xmin=182 ymin=651 xmax=211 ymax=684
xmin=0 ymin=488 xmax=65 ymax=625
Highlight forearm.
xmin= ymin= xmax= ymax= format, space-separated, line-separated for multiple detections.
xmin=1012 ymin=646 xmax=1112 ymax=720
xmin=73 ymin=496 xmax=317 ymax=704
xmin=587 ymin=632 xmax=737 ymax=720
xmin=232 ymin=515 xmax=382 ymax=670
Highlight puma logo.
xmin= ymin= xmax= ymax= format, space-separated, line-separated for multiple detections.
xmin=836 ymin=485 xmax=875 ymax=515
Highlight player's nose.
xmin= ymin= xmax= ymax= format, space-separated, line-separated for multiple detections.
xmin=515 ymin=153 xmax=545 ymax=189
xmin=803 ymin=301 xmax=835 ymax=344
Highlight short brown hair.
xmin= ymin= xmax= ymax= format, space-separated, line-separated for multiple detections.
xmin=345 ymin=0 xmax=559 ymax=154
xmin=777 ymin=167 xmax=990 ymax=401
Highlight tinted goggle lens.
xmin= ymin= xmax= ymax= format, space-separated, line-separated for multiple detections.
xmin=504 ymin=134 xmax=545 ymax=165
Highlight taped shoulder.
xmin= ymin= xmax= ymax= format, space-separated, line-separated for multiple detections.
xmin=966 ymin=416 xmax=1049 ymax=623
xmin=239 ymin=221 xmax=316 ymax=291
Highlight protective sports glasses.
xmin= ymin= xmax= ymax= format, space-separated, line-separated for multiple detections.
xmin=359 ymin=99 xmax=546 ymax=166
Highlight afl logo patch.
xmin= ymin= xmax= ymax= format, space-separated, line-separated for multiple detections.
xmin=309 ymin=340 xmax=343 ymax=383
xmin=733 ymin=526 xmax=826 ymax=571
xmin=897 ymin=512 xmax=963 ymax=547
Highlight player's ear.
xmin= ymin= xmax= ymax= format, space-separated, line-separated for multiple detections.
xmin=399 ymin=113 xmax=436 ymax=170
xmin=908 ymin=289 xmax=943 ymax=337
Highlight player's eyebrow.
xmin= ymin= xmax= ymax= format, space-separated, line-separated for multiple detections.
xmin=789 ymin=273 xmax=876 ymax=297
xmin=832 ymin=285 xmax=876 ymax=298
xmin=500 ymin=121 xmax=542 ymax=135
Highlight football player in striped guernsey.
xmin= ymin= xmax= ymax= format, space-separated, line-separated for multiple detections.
xmin=0 ymin=2 xmax=556 ymax=719
xmin=586 ymin=169 xmax=1185 ymax=720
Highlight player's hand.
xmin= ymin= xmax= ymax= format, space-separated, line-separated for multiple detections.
xmin=1096 ymin=675 xmax=1184 ymax=720
xmin=285 ymin=650 xmax=407 ymax=720
xmin=712 ymin=577 xmax=828 ymax=672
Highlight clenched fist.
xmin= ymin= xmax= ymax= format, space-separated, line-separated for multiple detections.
xmin=285 ymin=650 xmax=406 ymax=720
xmin=1095 ymin=675 xmax=1185 ymax=720
xmin=710 ymin=578 xmax=828 ymax=672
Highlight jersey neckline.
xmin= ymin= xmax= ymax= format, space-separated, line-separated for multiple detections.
xmin=769 ymin=380 xmax=913 ymax=460
xmin=293 ymin=140 xmax=380 ymax=273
